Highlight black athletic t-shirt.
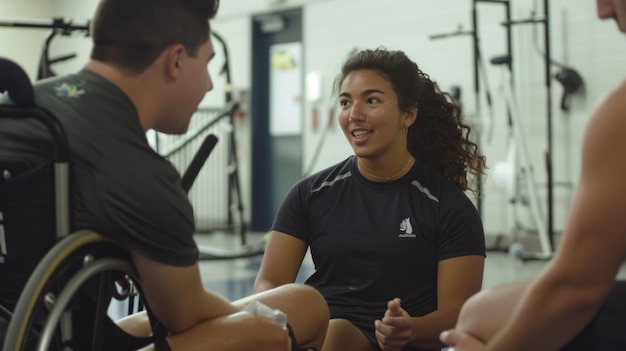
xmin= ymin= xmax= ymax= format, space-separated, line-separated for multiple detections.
xmin=0 ymin=70 xmax=198 ymax=266
xmin=273 ymin=155 xmax=485 ymax=349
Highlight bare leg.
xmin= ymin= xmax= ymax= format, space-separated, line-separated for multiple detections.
xmin=116 ymin=311 xmax=152 ymax=337
xmin=119 ymin=283 xmax=328 ymax=350
xmin=321 ymin=319 xmax=373 ymax=351
xmin=233 ymin=283 xmax=329 ymax=350
xmin=455 ymin=281 xmax=530 ymax=342
xmin=120 ymin=310 xmax=293 ymax=351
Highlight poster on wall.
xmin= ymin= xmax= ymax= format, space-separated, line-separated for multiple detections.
xmin=269 ymin=42 xmax=302 ymax=136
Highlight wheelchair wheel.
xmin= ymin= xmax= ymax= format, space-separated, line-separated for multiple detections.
xmin=3 ymin=230 xmax=147 ymax=351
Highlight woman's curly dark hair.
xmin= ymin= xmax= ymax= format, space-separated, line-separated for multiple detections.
xmin=334 ymin=48 xmax=486 ymax=198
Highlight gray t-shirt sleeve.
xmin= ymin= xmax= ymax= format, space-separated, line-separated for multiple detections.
xmin=91 ymin=151 xmax=199 ymax=266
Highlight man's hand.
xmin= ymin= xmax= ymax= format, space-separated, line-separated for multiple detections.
xmin=439 ymin=329 xmax=486 ymax=351
xmin=375 ymin=298 xmax=413 ymax=351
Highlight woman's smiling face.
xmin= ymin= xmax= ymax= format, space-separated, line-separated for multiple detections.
xmin=338 ymin=69 xmax=413 ymax=160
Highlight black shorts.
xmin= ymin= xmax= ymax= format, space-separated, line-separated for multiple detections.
xmin=561 ymin=280 xmax=626 ymax=351
xmin=329 ymin=306 xmax=439 ymax=351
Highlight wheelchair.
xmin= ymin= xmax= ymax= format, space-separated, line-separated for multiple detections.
xmin=0 ymin=58 xmax=165 ymax=351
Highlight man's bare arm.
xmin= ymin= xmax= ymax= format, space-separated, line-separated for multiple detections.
xmin=483 ymin=80 xmax=626 ymax=351
xmin=131 ymin=252 xmax=240 ymax=334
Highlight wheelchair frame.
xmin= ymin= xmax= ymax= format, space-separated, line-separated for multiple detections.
xmin=1 ymin=57 xmax=161 ymax=351
xmin=4 ymin=231 xmax=150 ymax=351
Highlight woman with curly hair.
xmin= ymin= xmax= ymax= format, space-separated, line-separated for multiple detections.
xmin=254 ymin=48 xmax=486 ymax=351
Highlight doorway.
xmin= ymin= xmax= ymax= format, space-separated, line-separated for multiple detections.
xmin=250 ymin=8 xmax=303 ymax=232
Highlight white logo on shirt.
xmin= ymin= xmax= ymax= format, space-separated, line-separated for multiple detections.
xmin=398 ymin=217 xmax=416 ymax=238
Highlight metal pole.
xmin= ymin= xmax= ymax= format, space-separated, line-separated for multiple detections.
xmin=472 ymin=0 xmax=483 ymax=216
xmin=543 ymin=0 xmax=554 ymax=249
xmin=0 ymin=18 xmax=89 ymax=33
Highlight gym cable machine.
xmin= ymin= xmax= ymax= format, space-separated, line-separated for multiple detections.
xmin=0 ymin=17 xmax=90 ymax=80
xmin=429 ymin=0 xmax=513 ymax=252
xmin=431 ymin=0 xmax=584 ymax=261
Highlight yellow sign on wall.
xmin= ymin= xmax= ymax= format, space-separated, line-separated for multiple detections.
xmin=271 ymin=51 xmax=296 ymax=71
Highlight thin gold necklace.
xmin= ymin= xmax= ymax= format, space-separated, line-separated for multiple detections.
xmin=357 ymin=156 xmax=414 ymax=182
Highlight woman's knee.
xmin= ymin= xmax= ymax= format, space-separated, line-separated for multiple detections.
xmin=280 ymin=283 xmax=330 ymax=333
xmin=254 ymin=283 xmax=329 ymax=348
xmin=290 ymin=284 xmax=329 ymax=317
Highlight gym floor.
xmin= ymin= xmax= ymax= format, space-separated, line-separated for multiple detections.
xmin=107 ymin=230 xmax=626 ymax=337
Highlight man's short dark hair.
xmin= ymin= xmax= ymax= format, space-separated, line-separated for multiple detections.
xmin=90 ymin=0 xmax=220 ymax=74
